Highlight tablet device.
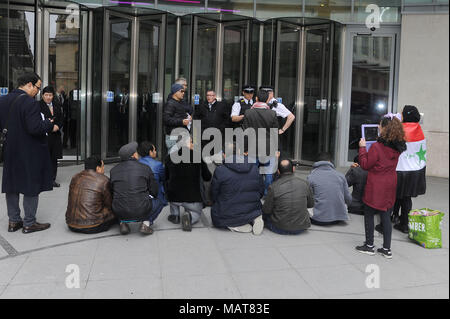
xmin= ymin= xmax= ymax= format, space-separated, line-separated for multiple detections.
xmin=361 ymin=124 xmax=379 ymax=151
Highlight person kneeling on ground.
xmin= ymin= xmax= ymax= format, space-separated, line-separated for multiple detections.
xmin=110 ymin=142 xmax=162 ymax=235
xmin=66 ymin=156 xmax=116 ymax=234
xmin=345 ymin=155 xmax=368 ymax=215
xmin=165 ymin=137 xmax=211 ymax=231
xmin=210 ymin=143 xmax=265 ymax=235
xmin=307 ymin=152 xmax=352 ymax=225
xmin=262 ymin=159 xmax=313 ymax=235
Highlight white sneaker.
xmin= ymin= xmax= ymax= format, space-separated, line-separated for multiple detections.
xmin=228 ymin=224 xmax=253 ymax=233
xmin=252 ymin=216 xmax=264 ymax=235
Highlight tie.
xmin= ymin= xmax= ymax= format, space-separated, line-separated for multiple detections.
xmin=48 ymin=103 xmax=54 ymax=116
xmin=208 ymin=103 xmax=212 ymax=111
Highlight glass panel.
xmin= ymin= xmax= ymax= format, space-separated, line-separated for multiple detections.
xmin=277 ymin=24 xmax=299 ymax=159
xmin=7 ymin=9 xmax=35 ymax=91
xmin=179 ymin=15 xmax=193 ymax=102
xmin=156 ymin=0 xmax=205 ymax=15
xmin=49 ymin=13 xmax=80 ymax=156
xmin=222 ymin=26 xmax=244 ymax=105
xmin=194 ymin=21 xmax=216 ymax=104
xmin=165 ymin=14 xmax=177 ymax=99
xmin=249 ymin=22 xmax=260 ymax=87
xmin=302 ymin=28 xmax=329 ymax=162
xmin=262 ymin=21 xmax=275 ymax=86
xmin=304 ymin=0 xmax=352 ymax=23
xmin=256 ymin=0 xmax=302 ymax=20
xmin=354 ymin=0 xmax=401 ymax=23
xmin=137 ymin=20 xmax=159 ymax=145
xmin=348 ymin=35 xmax=392 ymax=162
xmin=91 ymin=8 xmax=103 ymax=157
xmin=208 ymin=0 xmax=254 ymax=17
xmin=108 ymin=17 xmax=131 ymax=157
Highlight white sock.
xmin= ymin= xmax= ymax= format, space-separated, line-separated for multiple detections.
xmin=143 ymin=221 xmax=150 ymax=226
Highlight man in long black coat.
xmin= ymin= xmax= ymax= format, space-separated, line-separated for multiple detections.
xmin=0 ymin=72 xmax=55 ymax=234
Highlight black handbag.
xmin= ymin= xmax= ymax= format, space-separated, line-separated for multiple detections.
xmin=0 ymin=93 xmax=26 ymax=163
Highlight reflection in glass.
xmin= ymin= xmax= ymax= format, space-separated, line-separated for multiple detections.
xmin=91 ymin=9 xmax=103 ymax=157
xmin=348 ymin=35 xmax=392 ymax=161
xmin=277 ymin=24 xmax=299 ymax=159
xmin=208 ymin=0 xmax=254 ymax=17
xmin=49 ymin=13 xmax=80 ymax=155
xmin=137 ymin=21 xmax=159 ymax=145
xmin=157 ymin=0 xmax=204 ymax=15
xmin=304 ymin=0 xmax=352 ymax=23
xmin=354 ymin=0 xmax=401 ymax=23
xmin=302 ymin=28 xmax=329 ymax=162
xmin=256 ymin=0 xmax=302 ymax=20
xmin=222 ymin=26 xmax=243 ymax=104
xmin=4 ymin=10 xmax=35 ymax=90
xmin=194 ymin=23 xmax=216 ymax=103
xmin=108 ymin=18 xmax=131 ymax=157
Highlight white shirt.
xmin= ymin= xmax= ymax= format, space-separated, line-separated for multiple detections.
xmin=230 ymin=98 xmax=253 ymax=117
xmin=269 ymin=98 xmax=291 ymax=118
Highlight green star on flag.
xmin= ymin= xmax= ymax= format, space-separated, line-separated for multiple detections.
xmin=416 ymin=144 xmax=427 ymax=164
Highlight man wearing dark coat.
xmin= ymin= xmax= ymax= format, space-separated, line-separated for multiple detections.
xmin=40 ymin=86 xmax=64 ymax=187
xmin=0 ymin=72 xmax=55 ymax=234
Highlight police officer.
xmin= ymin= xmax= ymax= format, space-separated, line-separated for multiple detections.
xmin=259 ymin=86 xmax=295 ymax=156
xmin=230 ymin=84 xmax=255 ymax=128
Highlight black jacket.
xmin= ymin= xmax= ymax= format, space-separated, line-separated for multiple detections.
xmin=242 ymin=106 xmax=278 ymax=157
xmin=194 ymin=100 xmax=230 ymax=134
xmin=211 ymin=157 xmax=264 ymax=228
xmin=40 ymin=99 xmax=64 ymax=159
xmin=163 ymin=97 xmax=189 ymax=135
xmin=110 ymin=159 xmax=159 ymax=221
xmin=345 ymin=165 xmax=368 ymax=214
xmin=164 ymin=147 xmax=212 ymax=203
xmin=262 ymin=173 xmax=313 ymax=232
xmin=0 ymin=89 xmax=54 ymax=196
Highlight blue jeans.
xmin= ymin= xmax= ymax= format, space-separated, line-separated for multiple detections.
xmin=263 ymin=215 xmax=304 ymax=235
xmin=165 ymin=135 xmax=178 ymax=154
xmin=169 ymin=202 xmax=203 ymax=224
xmin=257 ymin=156 xmax=277 ymax=195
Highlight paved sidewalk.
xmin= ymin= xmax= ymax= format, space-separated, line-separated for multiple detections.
xmin=0 ymin=164 xmax=448 ymax=299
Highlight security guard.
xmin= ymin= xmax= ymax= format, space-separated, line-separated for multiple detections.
xmin=259 ymin=86 xmax=296 ymax=155
xmin=230 ymin=84 xmax=255 ymax=128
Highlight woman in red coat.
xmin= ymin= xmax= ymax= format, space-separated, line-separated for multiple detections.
xmin=356 ymin=114 xmax=406 ymax=259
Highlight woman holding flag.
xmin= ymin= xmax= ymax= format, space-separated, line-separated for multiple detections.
xmin=392 ymin=105 xmax=427 ymax=233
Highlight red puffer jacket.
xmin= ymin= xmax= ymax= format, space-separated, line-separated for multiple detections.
xmin=359 ymin=142 xmax=402 ymax=211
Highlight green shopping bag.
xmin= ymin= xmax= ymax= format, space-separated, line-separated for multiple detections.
xmin=408 ymin=208 xmax=445 ymax=249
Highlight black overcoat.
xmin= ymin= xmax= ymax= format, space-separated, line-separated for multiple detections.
xmin=0 ymin=89 xmax=54 ymax=196
xmin=39 ymin=99 xmax=63 ymax=159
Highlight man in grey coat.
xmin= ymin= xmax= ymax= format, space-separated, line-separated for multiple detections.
xmin=307 ymin=152 xmax=352 ymax=226
xmin=263 ymin=159 xmax=313 ymax=235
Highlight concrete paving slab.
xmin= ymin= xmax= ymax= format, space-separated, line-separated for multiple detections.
xmin=1 ymin=282 xmax=86 ymax=299
xmin=221 ymin=247 xmax=291 ymax=273
xmin=30 ymin=239 xmax=100 ymax=258
xmin=0 ymin=256 xmax=28 ymax=285
xmin=232 ymin=269 xmax=318 ymax=299
xmin=162 ymin=273 xmax=241 ymax=299
xmin=9 ymin=255 xmax=93 ymax=285
xmin=279 ymin=244 xmax=351 ymax=269
xmin=298 ymin=264 xmax=369 ymax=297
xmin=83 ymin=277 xmax=163 ymax=299
xmin=0 ymin=285 xmax=6 ymax=296
xmin=406 ymin=254 xmax=450 ymax=281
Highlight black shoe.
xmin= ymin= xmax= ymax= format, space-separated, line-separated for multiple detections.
xmin=355 ymin=243 xmax=375 ymax=256
xmin=377 ymin=247 xmax=393 ymax=259
xmin=375 ymin=223 xmax=384 ymax=234
xmin=119 ymin=222 xmax=130 ymax=235
xmin=181 ymin=212 xmax=192 ymax=232
xmin=168 ymin=215 xmax=180 ymax=224
xmin=8 ymin=221 xmax=23 ymax=232
xmin=53 ymin=181 xmax=60 ymax=187
xmin=22 ymin=222 xmax=51 ymax=234
xmin=394 ymin=223 xmax=409 ymax=234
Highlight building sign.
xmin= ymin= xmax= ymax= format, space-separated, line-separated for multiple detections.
xmin=276 ymin=97 xmax=282 ymax=104
xmin=0 ymin=87 xmax=8 ymax=96
xmin=194 ymin=94 xmax=200 ymax=105
xmin=106 ymin=91 xmax=114 ymax=102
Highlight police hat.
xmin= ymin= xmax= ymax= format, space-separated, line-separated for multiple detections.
xmin=259 ymin=85 xmax=274 ymax=92
xmin=242 ymin=84 xmax=254 ymax=93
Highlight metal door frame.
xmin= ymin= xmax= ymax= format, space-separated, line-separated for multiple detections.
xmin=338 ymin=25 xmax=401 ymax=168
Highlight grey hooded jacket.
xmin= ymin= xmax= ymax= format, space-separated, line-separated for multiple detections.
xmin=307 ymin=161 xmax=352 ymax=222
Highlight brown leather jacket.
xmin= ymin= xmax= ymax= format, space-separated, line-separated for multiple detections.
xmin=66 ymin=170 xmax=114 ymax=228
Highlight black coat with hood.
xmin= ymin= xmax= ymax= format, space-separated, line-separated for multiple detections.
xmin=211 ymin=156 xmax=264 ymax=228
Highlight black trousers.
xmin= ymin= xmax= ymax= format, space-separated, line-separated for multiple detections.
xmin=68 ymin=219 xmax=117 ymax=234
xmin=393 ymin=197 xmax=412 ymax=227
xmin=364 ymin=205 xmax=392 ymax=250
xmin=51 ymin=157 xmax=58 ymax=181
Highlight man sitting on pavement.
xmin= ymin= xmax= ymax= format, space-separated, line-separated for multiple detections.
xmin=65 ymin=156 xmax=116 ymax=234
xmin=345 ymin=155 xmax=367 ymax=215
xmin=307 ymin=152 xmax=352 ymax=226
xmin=211 ymin=142 xmax=265 ymax=235
xmin=138 ymin=141 xmax=168 ymax=215
xmin=262 ymin=159 xmax=313 ymax=235
xmin=110 ymin=142 xmax=162 ymax=235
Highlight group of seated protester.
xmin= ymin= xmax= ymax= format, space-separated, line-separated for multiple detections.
xmin=65 ymin=140 xmax=353 ymax=236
